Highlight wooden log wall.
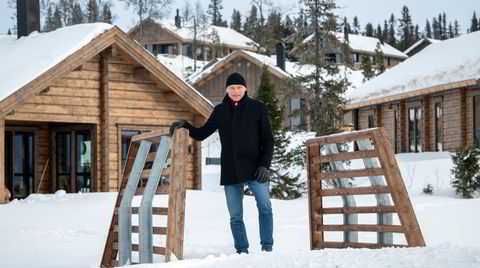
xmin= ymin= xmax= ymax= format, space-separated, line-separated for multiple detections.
xmin=442 ymin=90 xmax=463 ymax=151
xmin=106 ymin=49 xmax=198 ymax=191
xmin=3 ymin=47 xmax=202 ymax=194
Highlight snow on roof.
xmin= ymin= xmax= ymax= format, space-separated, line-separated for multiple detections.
xmin=156 ymin=54 xmax=209 ymax=79
xmin=403 ymin=37 xmax=442 ymax=55
xmin=0 ymin=23 xmax=113 ymax=101
xmin=346 ymin=31 xmax=480 ymax=105
xmin=303 ymin=32 xmax=407 ymax=59
xmin=161 ymin=22 xmax=257 ymax=50
xmin=187 ymin=50 xmax=365 ymax=92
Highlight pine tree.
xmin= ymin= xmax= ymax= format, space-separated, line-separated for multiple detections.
xmin=71 ymin=3 xmax=84 ymax=25
xmin=442 ymin=12 xmax=447 ymax=39
xmin=58 ymin=0 xmax=74 ymax=26
xmin=451 ymin=145 xmax=480 ymax=198
xmin=432 ymin=17 xmax=440 ymax=39
xmin=244 ymin=5 xmax=260 ymax=43
xmin=448 ymin=22 xmax=454 ymax=39
xmin=398 ymin=5 xmax=413 ymax=50
xmin=230 ymin=9 xmax=242 ymax=31
xmin=342 ymin=17 xmax=351 ymax=34
xmin=102 ymin=3 xmax=113 ymax=23
xmin=425 ymin=19 xmax=432 ymax=38
xmin=52 ymin=5 xmax=63 ymax=30
xmin=43 ymin=3 xmax=54 ymax=32
xmin=375 ymin=24 xmax=383 ymax=42
xmin=414 ymin=24 xmax=420 ymax=42
xmin=288 ymin=0 xmax=350 ymax=136
xmin=471 ymin=12 xmax=478 ymax=33
xmin=454 ymin=20 xmax=460 ymax=37
xmin=265 ymin=10 xmax=284 ymax=53
xmin=364 ymin=23 xmax=374 ymax=37
xmin=207 ymin=0 xmax=224 ymax=26
xmin=7 ymin=29 xmax=12 ymax=35
xmin=87 ymin=0 xmax=99 ymax=23
xmin=382 ymin=20 xmax=389 ymax=44
xmin=387 ymin=14 xmax=396 ymax=46
xmin=437 ymin=13 xmax=443 ymax=39
xmin=374 ymin=42 xmax=385 ymax=75
xmin=283 ymin=15 xmax=294 ymax=39
xmin=256 ymin=65 xmax=305 ymax=199
xmin=352 ymin=16 xmax=360 ymax=34
xmin=361 ymin=55 xmax=375 ymax=81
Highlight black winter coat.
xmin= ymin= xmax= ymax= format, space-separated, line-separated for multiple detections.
xmin=184 ymin=94 xmax=274 ymax=185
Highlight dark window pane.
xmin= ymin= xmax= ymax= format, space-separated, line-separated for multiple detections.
xmin=57 ymin=133 xmax=71 ymax=174
xmin=76 ymin=132 xmax=91 ymax=174
xmin=14 ymin=134 xmax=24 ymax=173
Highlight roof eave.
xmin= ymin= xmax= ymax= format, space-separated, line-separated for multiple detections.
xmin=344 ymin=79 xmax=478 ymax=110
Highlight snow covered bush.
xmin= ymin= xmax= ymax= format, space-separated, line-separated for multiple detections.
xmin=450 ymin=145 xmax=480 ymax=198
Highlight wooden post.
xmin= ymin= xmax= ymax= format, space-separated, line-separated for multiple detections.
xmin=100 ymin=48 xmax=110 ymax=192
xmin=165 ymin=128 xmax=188 ymax=261
xmin=460 ymin=88 xmax=467 ymax=147
xmin=0 ymin=117 xmax=4 ymax=203
xmin=308 ymin=144 xmax=323 ymax=249
xmin=423 ymin=96 xmax=431 ymax=151
xmin=399 ymin=100 xmax=406 ymax=153
xmin=371 ymin=128 xmax=425 ymax=247
xmin=376 ymin=104 xmax=382 ymax=127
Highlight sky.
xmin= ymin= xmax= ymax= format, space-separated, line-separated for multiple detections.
xmin=0 ymin=0 xmax=479 ymax=36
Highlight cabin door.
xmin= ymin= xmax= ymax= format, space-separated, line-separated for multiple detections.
xmin=52 ymin=126 xmax=93 ymax=193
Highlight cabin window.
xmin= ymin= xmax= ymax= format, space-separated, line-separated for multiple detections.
xmin=408 ymin=106 xmax=422 ymax=152
xmin=435 ymin=101 xmax=443 ymax=151
xmin=324 ymin=53 xmax=337 ymax=63
xmin=121 ymin=130 xmax=150 ymax=171
xmin=474 ymin=96 xmax=480 ymax=146
xmin=387 ymin=57 xmax=391 ymax=67
xmin=289 ymin=98 xmax=306 ymax=129
xmin=368 ymin=113 xmax=376 ymax=128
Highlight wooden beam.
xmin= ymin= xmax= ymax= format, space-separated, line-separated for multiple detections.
xmin=376 ymin=104 xmax=382 ymax=127
xmin=310 ymin=150 xmax=378 ymax=165
xmin=318 ymin=185 xmax=391 ymax=196
xmin=0 ymin=118 xmax=4 ymax=203
xmin=308 ymin=144 xmax=323 ymax=250
xmin=165 ymin=128 xmax=188 ymax=261
xmin=318 ymin=241 xmax=407 ymax=249
xmin=314 ymin=168 xmax=384 ymax=180
xmin=460 ymin=88 xmax=467 ymax=147
xmin=100 ymin=48 xmax=110 ymax=192
xmin=399 ymin=100 xmax=406 ymax=152
xmin=423 ymin=95 xmax=430 ymax=151
xmin=317 ymin=224 xmax=404 ymax=233
xmin=371 ymin=128 xmax=426 ymax=247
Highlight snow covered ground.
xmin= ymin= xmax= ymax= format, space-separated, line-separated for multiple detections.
xmin=1 ymin=135 xmax=480 ymax=267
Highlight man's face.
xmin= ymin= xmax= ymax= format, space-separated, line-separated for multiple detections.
xmin=226 ymin=84 xmax=247 ymax=102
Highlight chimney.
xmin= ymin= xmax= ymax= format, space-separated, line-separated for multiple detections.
xmin=17 ymin=0 xmax=40 ymax=39
xmin=175 ymin=9 xmax=181 ymax=28
xmin=276 ymin=42 xmax=286 ymax=71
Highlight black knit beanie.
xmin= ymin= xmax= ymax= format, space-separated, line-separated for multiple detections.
xmin=225 ymin=72 xmax=247 ymax=88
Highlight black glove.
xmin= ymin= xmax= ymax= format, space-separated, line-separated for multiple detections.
xmin=255 ymin=167 xmax=270 ymax=183
xmin=169 ymin=120 xmax=186 ymax=136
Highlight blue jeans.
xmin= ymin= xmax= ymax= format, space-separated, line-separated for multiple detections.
xmin=224 ymin=180 xmax=273 ymax=253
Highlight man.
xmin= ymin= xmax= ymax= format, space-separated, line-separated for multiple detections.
xmin=169 ymin=72 xmax=275 ymax=253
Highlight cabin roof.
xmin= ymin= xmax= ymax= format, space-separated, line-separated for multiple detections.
xmin=297 ymin=32 xmax=408 ymax=59
xmin=345 ymin=31 xmax=480 ymax=110
xmin=0 ymin=23 xmax=213 ymax=117
xmin=403 ymin=37 xmax=442 ymax=55
xmin=187 ymin=49 xmax=364 ymax=92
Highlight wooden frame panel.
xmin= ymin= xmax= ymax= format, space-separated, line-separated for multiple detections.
xmin=307 ymin=127 xmax=425 ymax=249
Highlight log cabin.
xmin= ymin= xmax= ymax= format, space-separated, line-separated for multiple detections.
xmin=128 ymin=10 xmax=259 ymax=61
xmin=289 ymin=32 xmax=408 ymax=70
xmin=343 ymin=31 xmax=480 ymax=154
xmin=0 ymin=5 xmax=213 ymax=203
